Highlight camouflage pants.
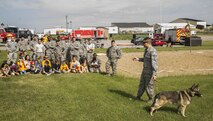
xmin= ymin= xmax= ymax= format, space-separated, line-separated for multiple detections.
xmin=7 ymin=52 xmax=17 ymax=63
xmin=46 ymin=51 xmax=55 ymax=61
xmin=36 ymin=52 xmax=44 ymax=61
xmin=90 ymin=67 xmax=101 ymax=73
xmin=86 ymin=53 xmax=93 ymax=63
xmin=105 ymin=59 xmax=118 ymax=75
xmin=79 ymin=55 xmax=86 ymax=63
xmin=137 ymin=72 xmax=154 ymax=99
xmin=55 ymin=54 xmax=62 ymax=64
xmin=61 ymin=54 xmax=65 ymax=62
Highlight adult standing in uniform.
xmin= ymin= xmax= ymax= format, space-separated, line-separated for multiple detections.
xmin=70 ymin=37 xmax=80 ymax=61
xmin=29 ymin=37 xmax=38 ymax=60
xmin=6 ymin=38 xmax=19 ymax=63
xmin=64 ymin=39 xmax=71 ymax=62
xmin=59 ymin=38 xmax=66 ymax=62
xmin=45 ymin=37 xmax=56 ymax=62
xmin=18 ymin=37 xmax=28 ymax=56
xmin=133 ymin=37 xmax=158 ymax=103
xmin=105 ymin=40 xmax=122 ymax=76
xmin=86 ymin=39 xmax=95 ymax=65
xmin=54 ymin=40 xmax=63 ymax=64
xmin=78 ymin=38 xmax=87 ymax=63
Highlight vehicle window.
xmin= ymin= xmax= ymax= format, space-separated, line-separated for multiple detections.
xmin=5 ymin=27 xmax=18 ymax=33
xmin=20 ymin=31 xmax=25 ymax=34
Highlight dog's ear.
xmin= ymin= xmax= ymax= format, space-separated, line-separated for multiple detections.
xmin=191 ymin=83 xmax=196 ymax=89
xmin=195 ymin=83 xmax=199 ymax=89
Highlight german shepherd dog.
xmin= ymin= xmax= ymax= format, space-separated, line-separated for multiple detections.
xmin=150 ymin=84 xmax=202 ymax=117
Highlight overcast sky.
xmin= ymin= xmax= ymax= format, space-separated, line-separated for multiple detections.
xmin=0 ymin=0 xmax=212 ymax=32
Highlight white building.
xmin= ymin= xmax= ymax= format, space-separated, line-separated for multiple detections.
xmin=105 ymin=26 xmax=119 ymax=34
xmin=154 ymin=23 xmax=196 ymax=33
xmin=171 ymin=18 xmax=207 ymax=29
xmin=44 ymin=27 xmax=72 ymax=35
xmin=111 ymin=22 xmax=154 ymax=34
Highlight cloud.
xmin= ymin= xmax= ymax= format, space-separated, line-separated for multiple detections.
xmin=0 ymin=0 xmax=212 ymax=32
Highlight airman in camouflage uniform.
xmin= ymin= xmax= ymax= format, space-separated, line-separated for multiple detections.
xmin=78 ymin=39 xmax=87 ymax=63
xmin=29 ymin=37 xmax=38 ymax=60
xmin=18 ymin=37 xmax=28 ymax=55
xmin=6 ymin=38 xmax=19 ymax=63
xmin=64 ymin=39 xmax=71 ymax=62
xmin=133 ymin=37 xmax=158 ymax=103
xmin=45 ymin=37 xmax=56 ymax=61
xmin=59 ymin=39 xmax=66 ymax=62
xmin=86 ymin=39 xmax=95 ymax=64
xmin=105 ymin=40 xmax=122 ymax=76
xmin=70 ymin=37 xmax=80 ymax=61
xmin=54 ymin=40 xmax=63 ymax=64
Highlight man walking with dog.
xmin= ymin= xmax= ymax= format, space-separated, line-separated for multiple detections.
xmin=133 ymin=37 xmax=158 ymax=103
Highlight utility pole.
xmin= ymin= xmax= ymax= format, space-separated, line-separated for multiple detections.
xmin=66 ymin=15 xmax=68 ymax=33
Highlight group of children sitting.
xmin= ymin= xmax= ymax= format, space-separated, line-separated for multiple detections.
xmin=0 ymin=53 xmax=101 ymax=78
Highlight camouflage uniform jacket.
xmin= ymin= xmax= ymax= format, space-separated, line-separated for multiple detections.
xmin=6 ymin=41 xmax=19 ymax=53
xmin=45 ymin=40 xmax=56 ymax=53
xmin=30 ymin=40 xmax=38 ymax=52
xmin=106 ymin=46 xmax=122 ymax=60
xmin=54 ymin=45 xmax=62 ymax=56
xmin=139 ymin=46 xmax=158 ymax=75
xmin=79 ymin=42 xmax=87 ymax=56
xmin=18 ymin=40 xmax=28 ymax=51
xmin=70 ymin=41 xmax=80 ymax=55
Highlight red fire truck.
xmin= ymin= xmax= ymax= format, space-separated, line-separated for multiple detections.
xmin=164 ymin=28 xmax=190 ymax=44
xmin=70 ymin=29 xmax=107 ymax=40
xmin=0 ymin=28 xmax=16 ymax=43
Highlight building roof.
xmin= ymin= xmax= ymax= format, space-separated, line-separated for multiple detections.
xmin=156 ymin=23 xmax=195 ymax=27
xmin=171 ymin=18 xmax=205 ymax=23
xmin=111 ymin=22 xmax=152 ymax=28
xmin=180 ymin=18 xmax=204 ymax=22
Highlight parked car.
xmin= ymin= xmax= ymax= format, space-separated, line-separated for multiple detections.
xmin=131 ymin=37 xmax=144 ymax=45
xmin=152 ymin=39 xmax=165 ymax=46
